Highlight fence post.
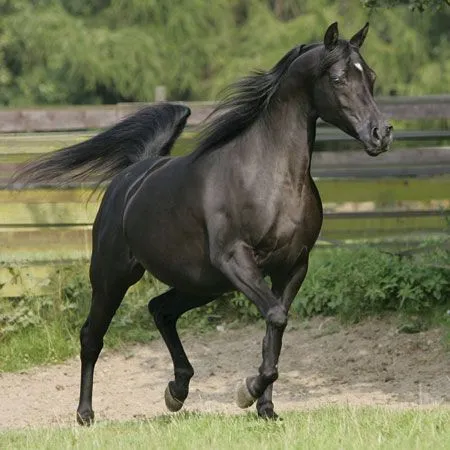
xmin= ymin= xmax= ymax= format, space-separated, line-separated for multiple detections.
xmin=154 ymin=86 xmax=167 ymax=102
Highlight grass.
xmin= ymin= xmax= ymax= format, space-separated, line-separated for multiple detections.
xmin=0 ymin=317 xmax=160 ymax=373
xmin=317 ymin=177 xmax=450 ymax=203
xmin=0 ymin=407 xmax=449 ymax=449
xmin=0 ymin=266 xmax=162 ymax=372
xmin=0 ymin=322 xmax=80 ymax=372
xmin=0 ymin=310 xmax=159 ymax=373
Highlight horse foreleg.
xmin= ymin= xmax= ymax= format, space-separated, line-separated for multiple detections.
xmin=148 ymin=288 xmax=215 ymax=412
xmin=210 ymin=242 xmax=289 ymax=407
xmin=255 ymin=250 xmax=309 ymax=419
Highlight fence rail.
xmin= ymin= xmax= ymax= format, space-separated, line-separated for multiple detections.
xmin=3 ymin=146 xmax=450 ymax=188
xmin=0 ymin=95 xmax=449 ymax=133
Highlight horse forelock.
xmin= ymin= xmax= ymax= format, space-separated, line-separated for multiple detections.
xmin=318 ymin=40 xmax=352 ymax=75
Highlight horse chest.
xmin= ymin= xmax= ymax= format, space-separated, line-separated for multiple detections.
xmin=253 ymin=214 xmax=319 ymax=268
xmin=252 ymin=187 xmax=322 ymax=268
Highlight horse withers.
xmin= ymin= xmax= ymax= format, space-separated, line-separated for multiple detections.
xmin=12 ymin=22 xmax=392 ymax=424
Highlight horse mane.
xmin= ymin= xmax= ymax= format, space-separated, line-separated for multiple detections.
xmin=192 ymin=41 xmax=354 ymax=159
xmin=193 ymin=44 xmax=307 ymax=159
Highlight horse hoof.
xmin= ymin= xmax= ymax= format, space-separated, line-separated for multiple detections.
xmin=77 ymin=410 xmax=95 ymax=426
xmin=236 ymin=379 xmax=256 ymax=409
xmin=164 ymin=384 xmax=184 ymax=412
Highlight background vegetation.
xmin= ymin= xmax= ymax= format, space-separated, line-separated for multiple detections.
xmin=0 ymin=0 xmax=449 ymax=106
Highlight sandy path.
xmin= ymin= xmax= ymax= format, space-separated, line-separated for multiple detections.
xmin=0 ymin=316 xmax=449 ymax=429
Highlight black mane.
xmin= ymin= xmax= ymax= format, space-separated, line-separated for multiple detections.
xmin=193 ymin=40 xmax=354 ymax=159
xmin=193 ymin=44 xmax=306 ymax=158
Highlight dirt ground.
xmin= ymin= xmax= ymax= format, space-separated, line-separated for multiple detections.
xmin=0 ymin=316 xmax=449 ymax=430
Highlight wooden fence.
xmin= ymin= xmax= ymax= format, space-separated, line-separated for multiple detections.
xmin=0 ymin=95 xmax=449 ymax=133
xmin=0 ymin=96 xmax=449 ymax=297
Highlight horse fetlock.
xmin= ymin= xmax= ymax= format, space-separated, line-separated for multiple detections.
xmin=267 ymin=306 xmax=287 ymax=328
xmin=257 ymin=403 xmax=279 ymax=420
xmin=175 ymin=367 xmax=194 ymax=383
xmin=76 ymin=409 xmax=95 ymax=426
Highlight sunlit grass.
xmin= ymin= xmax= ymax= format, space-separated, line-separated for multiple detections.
xmin=0 ymin=322 xmax=79 ymax=372
xmin=0 ymin=407 xmax=448 ymax=450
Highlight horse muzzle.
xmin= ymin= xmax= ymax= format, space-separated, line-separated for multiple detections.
xmin=361 ymin=123 xmax=393 ymax=157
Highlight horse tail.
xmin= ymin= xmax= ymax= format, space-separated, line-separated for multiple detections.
xmin=10 ymin=103 xmax=190 ymax=187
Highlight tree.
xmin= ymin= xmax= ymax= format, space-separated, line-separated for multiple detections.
xmin=0 ymin=1 xmax=448 ymax=106
xmin=361 ymin=0 xmax=450 ymax=12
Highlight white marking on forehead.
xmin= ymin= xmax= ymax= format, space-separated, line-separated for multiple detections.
xmin=354 ymin=62 xmax=363 ymax=72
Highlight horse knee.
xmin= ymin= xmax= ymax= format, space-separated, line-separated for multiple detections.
xmin=267 ymin=306 xmax=287 ymax=329
xmin=148 ymin=298 xmax=159 ymax=316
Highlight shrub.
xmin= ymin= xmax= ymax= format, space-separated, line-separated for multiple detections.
xmin=1 ymin=246 xmax=448 ymax=340
xmin=293 ymin=246 xmax=450 ymax=322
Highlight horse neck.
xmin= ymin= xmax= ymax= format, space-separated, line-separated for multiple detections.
xmin=256 ymin=97 xmax=317 ymax=187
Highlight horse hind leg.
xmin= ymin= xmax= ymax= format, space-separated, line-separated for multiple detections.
xmin=76 ymin=259 xmax=144 ymax=426
xmin=148 ymin=289 xmax=215 ymax=412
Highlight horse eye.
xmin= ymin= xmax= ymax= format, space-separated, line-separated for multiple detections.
xmin=330 ymin=75 xmax=344 ymax=84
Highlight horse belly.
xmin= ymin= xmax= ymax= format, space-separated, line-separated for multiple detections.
xmin=124 ymin=193 xmax=230 ymax=295
xmin=138 ymin=236 xmax=230 ymax=295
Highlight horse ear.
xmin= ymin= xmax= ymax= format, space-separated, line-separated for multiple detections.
xmin=350 ymin=23 xmax=369 ymax=49
xmin=324 ymin=22 xmax=339 ymax=51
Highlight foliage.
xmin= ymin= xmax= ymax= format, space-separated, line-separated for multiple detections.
xmin=1 ymin=407 xmax=449 ymax=450
xmin=0 ymin=264 xmax=157 ymax=371
xmin=361 ymin=0 xmax=450 ymax=12
xmin=0 ymin=1 xmax=448 ymax=106
xmin=294 ymin=245 xmax=450 ymax=322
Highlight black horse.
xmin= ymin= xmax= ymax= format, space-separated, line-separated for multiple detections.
xmin=13 ymin=22 xmax=392 ymax=424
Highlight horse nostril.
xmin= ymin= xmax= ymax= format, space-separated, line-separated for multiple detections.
xmin=386 ymin=124 xmax=393 ymax=135
xmin=371 ymin=127 xmax=380 ymax=142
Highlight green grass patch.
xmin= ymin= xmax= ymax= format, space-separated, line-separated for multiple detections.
xmin=321 ymin=215 xmax=449 ymax=241
xmin=0 ymin=407 xmax=449 ymax=450
xmin=0 ymin=322 xmax=79 ymax=372
xmin=317 ymin=177 xmax=450 ymax=203
xmin=0 ymin=267 xmax=162 ymax=372
xmin=1 ymin=245 xmax=449 ymax=372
